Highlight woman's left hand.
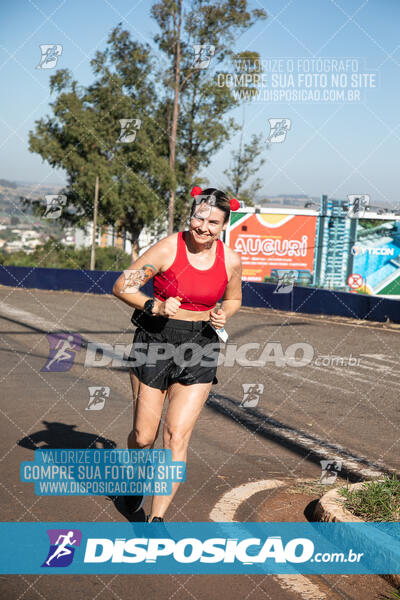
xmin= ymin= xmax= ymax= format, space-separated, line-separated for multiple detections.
xmin=209 ymin=307 xmax=226 ymax=330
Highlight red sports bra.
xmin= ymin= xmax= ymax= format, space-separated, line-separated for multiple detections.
xmin=153 ymin=231 xmax=228 ymax=311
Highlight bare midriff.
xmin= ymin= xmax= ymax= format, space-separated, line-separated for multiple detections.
xmin=170 ymin=307 xmax=213 ymax=322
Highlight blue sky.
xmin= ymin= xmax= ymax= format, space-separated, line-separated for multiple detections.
xmin=1 ymin=0 xmax=399 ymax=207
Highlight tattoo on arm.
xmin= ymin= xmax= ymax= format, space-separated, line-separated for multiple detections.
xmin=142 ymin=264 xmax=157 ymax=278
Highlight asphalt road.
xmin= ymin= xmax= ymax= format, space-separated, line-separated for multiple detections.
xmin=0 ymin=285 xmax=399 ymax=599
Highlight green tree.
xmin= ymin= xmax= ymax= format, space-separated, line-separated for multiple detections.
xmin=223 ymin=129 xmax=268 ymax=205
xmin=26 ymin=1 xmax=267 ymax=255
xmin=221 ymin=49 xmax=268 ymax=205
xmin=151 ymin=0 xmax=268 ymax=231
xmin=0 ymin=239 xmax=131 ymax=271
xmin=26 ymin=25 xmax=172 ymax=259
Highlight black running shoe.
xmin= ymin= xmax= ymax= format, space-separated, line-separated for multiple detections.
xmin=124 ymin=495 xmax=144 ymax=514
xmin=145 ymin=515 xmax=164 ymax=522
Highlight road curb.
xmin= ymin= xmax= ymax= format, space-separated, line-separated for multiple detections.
xmin=313 ymin=481 xmax=400 ymax=590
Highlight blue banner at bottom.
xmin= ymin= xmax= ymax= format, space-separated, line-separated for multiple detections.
xmin=1 ymin=522 xmax=400 ymax=574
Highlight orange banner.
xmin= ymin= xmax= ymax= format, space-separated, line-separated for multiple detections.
xmin=228 ymin=212 xmax=317 ymax=282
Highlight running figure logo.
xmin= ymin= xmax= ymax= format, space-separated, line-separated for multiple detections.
xmin=42 ymin=529 xmax=81 ymax=567
xmin=192 ymin=44 xmax=215 ymax=69
xmin=118 ymin=119 xmax=141 ymax=143
xmin=240 ymin=383 xmax=264 ymax=408
xmin=86 ymin=386 xmax=110 ymax=410
xmin=346 ymin=194 xmax=370 ymax=218
xmin=43 ymin=195 xmax=67 ymax=219
xmin=41 ymin=333 xmax=82 ymax=372
xmin=36 ymin=44 xmax=63 ymax=69
xmin=121 ymin=268 xmax=150 ymax=294
xmin=267 ymin=118 xmax=291 ymax=143
xmin=319 ymin=460 xmax=342 ymax=484
xmin=273 ymin=270 xmax=298 ymax=294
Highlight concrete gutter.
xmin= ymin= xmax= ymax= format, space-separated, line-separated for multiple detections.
xmin=314 ymin=481 xmax=400 ymax=590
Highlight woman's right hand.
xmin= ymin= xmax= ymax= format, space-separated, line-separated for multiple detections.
xmin=154 ymin=296 xmax=182 ymax=317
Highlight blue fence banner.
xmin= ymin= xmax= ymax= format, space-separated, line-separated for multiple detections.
xmin=1 ymin=265 xmax=399 ymax=323
xmin=0 ymin=265 xmax=118 ymax=294
xmin=1 ymin=522 xmax=399 ymax=574
xmin=20 ymin=449 xmax=186 ymax=496
xmin=241 ymin=281 xmax=400 ymax=323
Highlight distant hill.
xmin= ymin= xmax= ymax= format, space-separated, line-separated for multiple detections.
xmin=0 ymin=179 xmax=17 ymax=189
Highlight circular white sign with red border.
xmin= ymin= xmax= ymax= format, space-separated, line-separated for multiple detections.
xmin=347 ymin=273 xmax=364 ymax=289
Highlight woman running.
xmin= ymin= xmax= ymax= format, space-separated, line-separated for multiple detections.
xmin=113 ymin=187 xmax=242 ymax=522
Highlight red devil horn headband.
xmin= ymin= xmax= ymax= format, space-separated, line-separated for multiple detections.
xmin=190 ymin=186 xmax=240 ymax=211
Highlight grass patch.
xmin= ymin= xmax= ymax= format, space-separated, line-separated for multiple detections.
xmin=338 ymin=475 xmax=400 ymax=522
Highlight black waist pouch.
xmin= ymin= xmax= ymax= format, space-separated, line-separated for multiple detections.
xmin=131 ymin=309 xmax=170 ymax=334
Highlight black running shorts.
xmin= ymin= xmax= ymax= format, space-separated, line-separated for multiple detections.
xmin=129 ymin=309 xmax=221 ymax=390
